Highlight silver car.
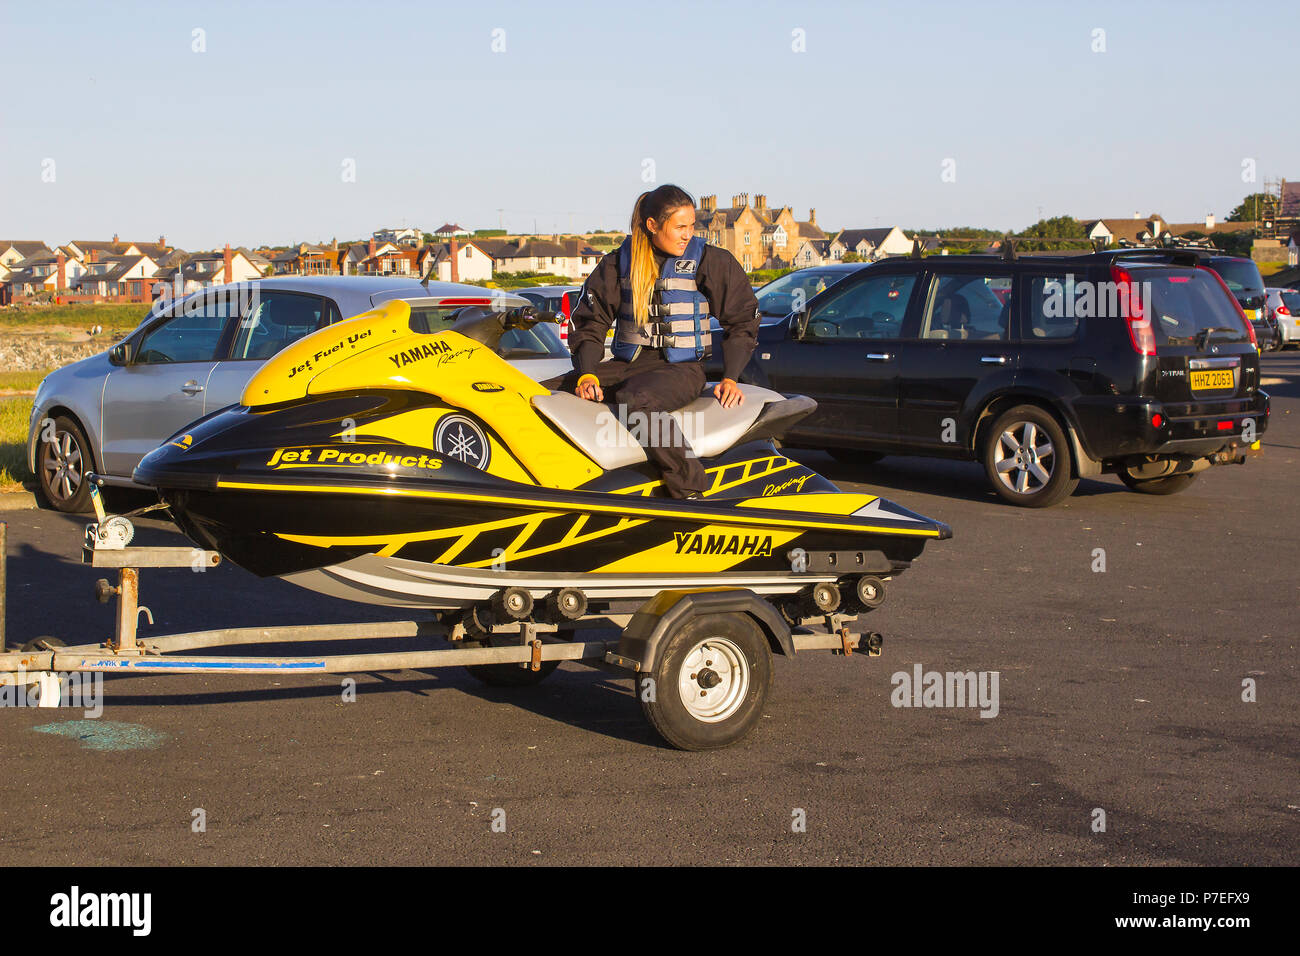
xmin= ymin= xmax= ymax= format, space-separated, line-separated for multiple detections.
xmin=1265 ymin=287 xmax=1300 ymax=349
xmin=28 ymin=276 xmax=575 ymax=512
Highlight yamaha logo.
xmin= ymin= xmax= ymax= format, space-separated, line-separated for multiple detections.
xmin=675 ymin=259 xmax=697 ymax=274
xmin=434 ymin=415 xmax=490 ymax=470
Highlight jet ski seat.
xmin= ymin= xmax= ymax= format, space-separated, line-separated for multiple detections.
xmin=531 ymin=383 xmax=804 ymax=471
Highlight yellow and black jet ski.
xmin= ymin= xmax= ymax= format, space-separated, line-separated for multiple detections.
xmin=134 ymin=300 xmax=950 ymax=614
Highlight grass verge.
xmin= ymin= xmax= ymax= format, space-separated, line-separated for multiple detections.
xmin=0 ymin=397 xmax=34 ymax=492
xmin=0 ymin=302 xmax=148 ymax=331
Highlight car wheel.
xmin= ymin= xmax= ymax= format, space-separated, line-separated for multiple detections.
xmin=982 ymin=405 xmax=1078 ymax=508
xmin=35 ymin=415 xmax=94 ymax=514
xmin=829 ymin=449 xmax=884 ymax=465
xmin=1117 ymin=471 xmax=1198 ymax=495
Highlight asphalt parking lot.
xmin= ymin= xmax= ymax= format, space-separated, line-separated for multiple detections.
xmin=0 ymin=353 xmax=1296 ymax=866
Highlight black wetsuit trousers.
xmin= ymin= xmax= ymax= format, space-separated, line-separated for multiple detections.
xmin=546 ymin=353 xmax=709 ymax=498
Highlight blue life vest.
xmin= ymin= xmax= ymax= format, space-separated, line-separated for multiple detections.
xmin=613 ymin=236 xmax=713 ymax=362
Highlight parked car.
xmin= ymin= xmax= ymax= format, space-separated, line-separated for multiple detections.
xmin=1265 ymin=287 xmax=1300 ymax=349
xmin=753 ymin=263 xmax=872 ymax=318
xmin=28 ymin=276 xmax=573 ymax=513
xmin=1185 ymin=253 xmax=1272 ymax=349
xmin=712 ymin=250 xmax=1269 ymax=507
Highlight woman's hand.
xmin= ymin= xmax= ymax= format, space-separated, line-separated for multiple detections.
xmin=575 ymin=374 xmax=604 ymax=402
xmin=714 ymin=378 xmax=744 ymax=409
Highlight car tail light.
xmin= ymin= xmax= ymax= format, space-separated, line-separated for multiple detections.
xmin=1217 ymin=421 xmax=1232 ymax=431
xmin=1279 ymin=304 xmax=1292 ymax=316
xmin=1199 ymin=266 xmax=1257 ymax=348
xmin=1110 ymin=265 xmax=1155 ymax=355
xmin=1152 ymin=413 xmax=1163 ymax=428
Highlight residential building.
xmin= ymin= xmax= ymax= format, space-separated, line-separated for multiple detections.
xmin=829 ymin=227 xmax=913 ymax=260
xmin=433 ymin=223 xmax=471 ymax=238
xmin=695 ymin=194 xmax=825 ymax=270
xmin=419 ymin=240 xmax=493 ymax=283
xmin=374 ymin=226 xmax=423 ymax=247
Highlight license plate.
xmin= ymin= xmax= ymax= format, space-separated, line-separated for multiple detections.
xmin=1245 ymin=309 xmax=1257 ymax=320
xmin=1190 ymin=369 xmax=1235 ymax=390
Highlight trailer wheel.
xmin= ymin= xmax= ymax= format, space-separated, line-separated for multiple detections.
xmin=640 ymin=612 xmax=772 ymax=751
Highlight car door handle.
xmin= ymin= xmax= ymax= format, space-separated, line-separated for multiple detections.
xmin=181 ymin=381 xmax=204 ymax=394
xmin=866 ymin=352 xmax=894 ymax=362
xmin=980 ymin=356 xmax=1009 ymax=365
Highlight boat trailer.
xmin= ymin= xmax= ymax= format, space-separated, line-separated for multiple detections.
xmin=0 ymin=504 xmax=888 ymax=751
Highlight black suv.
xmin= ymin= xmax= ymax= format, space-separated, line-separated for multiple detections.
xmin=714 ymin=249 xmax=1270 ymax=507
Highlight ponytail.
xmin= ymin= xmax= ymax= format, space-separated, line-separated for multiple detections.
xmin=628 ymin=184 xmax=694 ymax=326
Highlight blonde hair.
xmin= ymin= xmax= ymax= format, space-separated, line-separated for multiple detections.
xmin=629 ymin=185 xmax=694 ymax=326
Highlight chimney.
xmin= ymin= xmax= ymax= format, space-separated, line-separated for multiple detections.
xmin=809 ymin=208 xmax=817 ymax=226
xmin=158 ymin=234 xmax=166 ymax=249
xmin=755 ymin=194 xmax=766 ymax=212
xmin=732 ymin=194 xmax=742 ymax=208
xmin=1133 ymin=212 xmax=1140 ymax=219
xmin=1205 ymin=213 xmax=1215 ymax=229
xmin=739 ymin=192 xmax=749 ymax=208
xmin=223 ymin=243 xmax=233 ymax=282
xmin=701 ymin=195 xmax=716 ymax=213
xmin=56 ymin=250 xmax=66 ymax=291
xmin=450 ymin=239 xmax=459 ymax=283
xmin=112 ymin=233 xmax=119 ymax=244
xmin=368 ymin=237 xmax=376 ymax=258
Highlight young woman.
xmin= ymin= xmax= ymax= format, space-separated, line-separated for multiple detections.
xmin=555 ymin=184 xmax=760 ymax=498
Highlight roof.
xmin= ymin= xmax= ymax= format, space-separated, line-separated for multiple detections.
xmin=434 ymin=223 xmax=467 ymax=233
xmin=1280 ymin=182 xmax=1300 ymax=218
xmin=835 ymin=228 xmax=899 ymax=249
xmin=0 ymin=241 xmax=50 ymax=256
xmin=797 ymin=222 xmax=826 ymax=239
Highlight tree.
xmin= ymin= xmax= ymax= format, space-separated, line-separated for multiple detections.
xmin=1226 ymin=193 xmax=1272 ymax=223
xmin=1014 ymin=216 xmax=1090 ymax=252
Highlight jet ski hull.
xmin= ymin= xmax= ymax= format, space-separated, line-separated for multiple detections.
xmin=133 ymin=303 xmax=950 ymax=610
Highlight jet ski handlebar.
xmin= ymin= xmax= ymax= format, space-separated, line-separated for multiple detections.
xmin=446 ymin=304 xmax=561 ymax=350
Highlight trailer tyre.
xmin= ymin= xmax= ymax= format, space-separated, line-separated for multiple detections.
xmin=640 ymin=612 xmax=772 ymax=751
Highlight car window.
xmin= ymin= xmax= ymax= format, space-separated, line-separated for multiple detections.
xmin=230 ymin=291 xmax=327 ymax=360
xmin=1026 ymin=274 xmax=1082 ymax=339
xmin=920 ymin=273 xmax=1012 ymax=341
xmin=1281 ymin=291 xmax=1300 ymax=311
xmin=408 ymin=303 xmax=568 ymax=358
xmin=1210 ymin=258 xmax=1265 ymax=296
xmin=1129 ymin=267 xmax=1250 ymax=346
xmin=807 ymin=273 xmax=915 ymax=340
xmin=758 ymin=270 xmax=851 ymax=316
xmin=135 ymin=296 xmax=237 ymax=364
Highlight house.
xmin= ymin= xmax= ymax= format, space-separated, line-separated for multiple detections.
xmin=0 ymin=241 xmax=51 ymax=281
xmin=478 ymin=237 xmax=601 ymax=279
xmin=374 ymin=226 xmax=423 ymax=247
xmin=357 ymin=239 xmax=420 ymax=276
xmin=433 ymin=223 xmax=471 ymax=238
xmin=789 ymin=238 xmax=834 ymax=268
xmin=1082 ymin=212 xmax=1260 ymax=246
xmin=155 ymin=245 xmax=264 ymax=295
xmin=70 ymin=254 xmax=160 ymax=299
xmin=66 ymin=235 xmax=171 ymax=261
xmin=270 ymin=242 xmax=339 ymax=276
xmin=695 ymin=194 xmax=825 ymax=270
xmin=419 ymin=240 xmax=493 ymax=283
xmin=830 ymin=227 xmax=913 ymax=260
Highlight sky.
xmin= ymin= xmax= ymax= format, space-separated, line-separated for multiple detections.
xmin=1 ymin=0 xmax=1294 ymax=251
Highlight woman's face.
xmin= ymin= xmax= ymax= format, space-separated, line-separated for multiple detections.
xmin=646 ymin=205 xmax=696 ymax=257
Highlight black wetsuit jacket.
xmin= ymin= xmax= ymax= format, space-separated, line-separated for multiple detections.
xmin=567 ymin=243 xmax=760 ymax=382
